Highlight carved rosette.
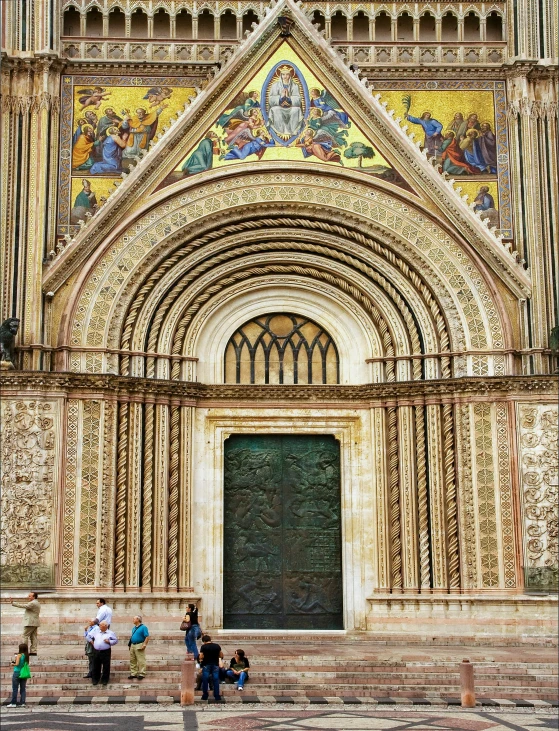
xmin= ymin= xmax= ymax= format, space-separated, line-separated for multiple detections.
xmin=517 ymin=403 xmax=559 ymax=590
xmin=0 ymin=399 xmax=59 ymax=587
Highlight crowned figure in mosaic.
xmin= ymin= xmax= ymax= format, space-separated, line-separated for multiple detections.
xmin=267 ymin=65 xmax=304 ymax=139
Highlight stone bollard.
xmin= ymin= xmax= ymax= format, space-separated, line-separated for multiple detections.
xmin=180 ymin=656 xmax=195 ymax=706
xmin=460 ymin=658 xmax=476 ymax=708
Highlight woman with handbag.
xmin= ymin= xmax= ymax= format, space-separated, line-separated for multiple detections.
xmin=7 ymin=643 xmax=31 ymax=707
xmin=181 ymin=603 xmax=202 ymax=661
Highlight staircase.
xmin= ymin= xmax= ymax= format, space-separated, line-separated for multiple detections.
xmin=1 ymin=631 xmax=557 ymax=705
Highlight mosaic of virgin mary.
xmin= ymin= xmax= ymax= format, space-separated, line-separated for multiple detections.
xmin=263 ymin=62 xmax=308 ymax=143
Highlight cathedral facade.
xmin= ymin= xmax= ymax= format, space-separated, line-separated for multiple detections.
xmin=0 ymin=0 xmax=557 ymax=637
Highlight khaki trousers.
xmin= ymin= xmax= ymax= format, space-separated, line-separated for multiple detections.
xmin=129 ymin=644 xmax=147 ymax=677
xmin=22 ymin=625 xmax=38 ymax=653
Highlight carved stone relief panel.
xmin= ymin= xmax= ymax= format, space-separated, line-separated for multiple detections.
xmin=0 ymin=399 xmax=60 ymax=587
xmin=61 ymin=398 xmax=105 ymax=587
xmin=469 ymin=401 xmax=517 ymax=589
xmin=517 ymin=403 xmax=558 ymax=591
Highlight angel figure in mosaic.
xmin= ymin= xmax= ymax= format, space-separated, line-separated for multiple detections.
xmin=143 ymin=86 xmax=173 ymax=108
xmin=78 ymin=86 xmax=111 ymax=111
xmin=296 ymin=128 xmax=342 ymax=164
xmin=309 ymin=88 xmax=350 ymax=128
xmin=222 ymin=124 xmax=274 ymax=161
xmin=217 ymin=90 xmax=260 ymax=129
xmin=307 ymin=107 xmax=349 ymax=148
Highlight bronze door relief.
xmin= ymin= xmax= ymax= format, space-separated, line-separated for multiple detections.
xmin=223 ymin=434 xmax=343 ymax=629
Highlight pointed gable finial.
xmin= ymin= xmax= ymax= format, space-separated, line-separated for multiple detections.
xmin=278 ymin=16 xmax=295 ymax=36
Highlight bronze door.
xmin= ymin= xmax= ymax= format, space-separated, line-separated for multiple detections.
xmin=223 ymin=434 xmax=343 ymax=629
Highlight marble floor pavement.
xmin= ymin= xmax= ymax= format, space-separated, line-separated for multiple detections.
xmin=0 ymin=705 xmax=557 ymax=731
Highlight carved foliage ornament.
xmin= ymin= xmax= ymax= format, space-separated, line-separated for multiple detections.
xmin=0 ymin=400 xmax=58 ymax=587
xmin=518 ymin=404 xmax=558 ymax=590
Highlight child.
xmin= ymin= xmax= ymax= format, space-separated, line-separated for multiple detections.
xmin=7 ymin=643 xmax=30 ymax=707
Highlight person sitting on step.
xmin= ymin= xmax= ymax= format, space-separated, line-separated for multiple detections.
xmin=226 ymin=648 xmax=250 ymax=691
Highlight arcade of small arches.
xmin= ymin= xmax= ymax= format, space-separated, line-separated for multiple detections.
xmin=62 ymin=3 xmax=504 ymax=43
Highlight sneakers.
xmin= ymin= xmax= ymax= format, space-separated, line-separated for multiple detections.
xmin=238 ymin=686 xmax=244 ymax=691
xmin=127 ymin=675 xmax=137 ymax=680
xmin=6 ymin=704 xmax=17 ymax=708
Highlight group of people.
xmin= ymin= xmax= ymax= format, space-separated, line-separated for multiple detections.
xmin=71 ymin=104 xmax=163 ymax=175
xmin=6 ymin=593 xmax=150 ymax=703
xmin=405 ymin=110 xmax=497 ymax=175
xmin=182 ymin=603 xmax=250 ymax=701
xmin=83 ymin=599 xmax=150 ymax=686
xmin=7 ymin=593 xmax=247 ymax=706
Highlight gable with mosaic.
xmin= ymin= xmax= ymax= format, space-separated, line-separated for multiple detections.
xmin=163 ymin=45 xmax=403 ymax=189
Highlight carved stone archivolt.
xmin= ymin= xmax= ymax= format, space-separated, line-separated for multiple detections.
xmin=56 ymin=172 xmax=509 ymax=387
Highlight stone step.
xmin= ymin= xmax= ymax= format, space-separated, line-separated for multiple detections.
xmin=1 ymin=632 xmax=555 ymax=648
xmin=1 ymin=657 xmax=557 ymax=682
xmin=2 ymin=684 xmax=556 ymax=700
xmin=1 ymin=667 xmax=554 ymax=681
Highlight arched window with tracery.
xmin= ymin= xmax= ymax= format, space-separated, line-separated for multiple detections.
xmin=224 ymin=313 xmax=339 ymax=384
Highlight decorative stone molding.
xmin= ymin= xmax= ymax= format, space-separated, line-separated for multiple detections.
xmin=0 ymin=399 xmax=60 ymax=587
xmin=517 ymin=403 xmax=559 ymax=591
xmin=1 ymin=371 xmax=556 ymax=401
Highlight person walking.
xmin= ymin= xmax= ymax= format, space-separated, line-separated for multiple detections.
xmin=95 ymin=598 xmax=112 ymax=627
xmin=84 ymin=618 xmax=100 ymax=678
xmin=128 ymin=615 xmax=149 ymax=680
xmin=199 ymin=634 xmax=223 ymax=701
xmin=90 ymin=621 xmax=118 ymax=686
xmin=183 ymin=603 xmax=201 ymax=661
xmin=7 ymin=643 xmax=31 ymax=707
xmin=226 ymin=649 xmax=250 ymax=691
xmin=9 ymin=592 xmax=40 ymax=656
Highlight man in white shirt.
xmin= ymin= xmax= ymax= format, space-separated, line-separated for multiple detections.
xmin=95 ymin=598 xmax=112 ymax=627
xmin=84 ymin=618 xmax=100 ymax=678
xmin=90 ymin=621 xmax=118 ymax=686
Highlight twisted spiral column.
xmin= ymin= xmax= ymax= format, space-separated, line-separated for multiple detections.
xmin=114 ymin=401 xmax=129 ymax=587
xmin=167 ymin=403 xmax=181 ymax=589
xmin=415 ymin=404 xmax=431 ymax=589
xmin=141 ymin=402 xmax=154 ymax=589
xmin=443 ymin=402 xmax=460 ymax=589
xmin=387 ymin=406 xmax=402 ymax=591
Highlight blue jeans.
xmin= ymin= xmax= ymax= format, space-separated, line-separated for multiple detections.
xmin=11 ymin=675 xmax=27 ymax=705
xmin=201 ymin=664 xmax=221 ymax=699
xmin=226 ymin=669 xmax=248 ymax=688
xmin=185 ymin=625 xmax=201 ymax=658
